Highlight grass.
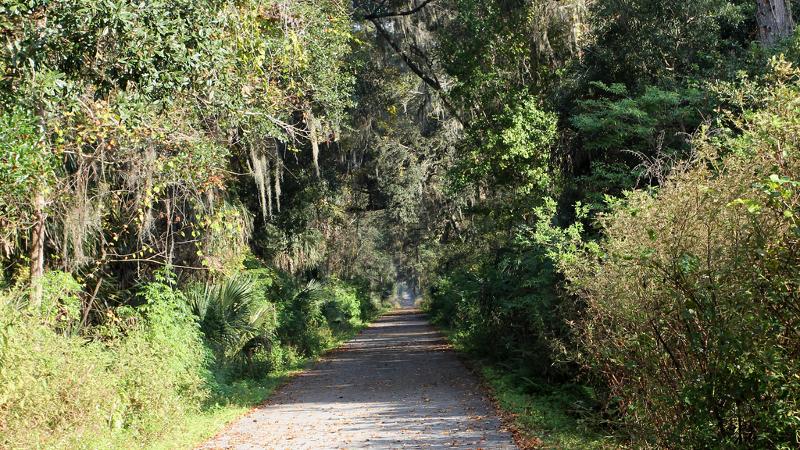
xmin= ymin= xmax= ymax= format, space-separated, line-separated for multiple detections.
xmin=477 ymin=364 xmax=620 ymax=449
xmin=144 ymin=369 xmax=300 ymax=450
xmin=438 ymin=329 xmax=621 ymax=449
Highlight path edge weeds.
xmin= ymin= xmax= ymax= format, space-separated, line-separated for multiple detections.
xmin=425 ymin=313 xmax=539 ymax=450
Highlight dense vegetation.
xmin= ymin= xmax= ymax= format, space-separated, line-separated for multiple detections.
xmin=0 ymin=1 xmax=391 ymax=447
xmin=358 ymin=0 xmax=800 ymax=447
xmin=1 ymin=0 xmax=799 ymax=448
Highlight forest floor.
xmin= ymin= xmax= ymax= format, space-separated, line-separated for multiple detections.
xmin=198 ymin=293 xmax=516 ymax=449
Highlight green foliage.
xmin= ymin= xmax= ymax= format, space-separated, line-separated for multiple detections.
xmin=3 ymin=0 xmax=798 ymax=448
xmin=0 ymin=316 xmax=118 ymax=449
xmin=586 ymin=0 xmax=754 ymax=85
xmin=426 ymin=236 xmax=572 ymax=379
xmin=320 ymin=279 xmax=364 ymax=329
xmin=478 ymin=365 xmax=615 ymax=449
xmin=270 ymin=277 xmax=356 ymax=358
xmin=0 ymin=276 xmax=210 ymax=448
xmin=37 ymin=270 xmax=83 ymax=334
xmin=571 ymin=83 xmax=702 ymax=156
xmin=0 ymin=266 xmax=385 ymax=448
xmin=0 ymin=0 xmax=358 ymax=283
xmin=270 ymin=278 xmax=329 ymax=357
xmin=0 ymin=108 xmax=53 ymax=252
xmin=438 ymin=0 xmax=583 ymax=105
xmin=453 ymin=95 xmax=557 ymax=197
xmin=568 ymin=82 xmax=706 ymax=203
xmin=114 ymin=279 xmax=211 ymax=438
xmin=410 ymin=3 xmax=800 ymax=447
xmin=189 ymin=275 xmax=276 ymax=364
xmin=559 ymin=60 xmax=800 ymax=447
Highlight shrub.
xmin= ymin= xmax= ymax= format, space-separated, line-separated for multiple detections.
xmin=0 ymin=264 xmax=387 ymax=447
xmin=562 ymin=59 xmax=800 ymax=447
xmin=0 ymin=275 xmax=212 ymax=448
xmin=425 ymin=240 xmax=571 ymax=379
xmin=0 ymin=310 xmax=119 ymax=449
xmin=38 ymin=271 xmax=83 ymax=334
xmin=188 ymin=275 xmax=277 ymax=366
xmin=113 ymin=280 xmax=211 ymax=438
xmin=320 ymin=279 xmax=363 ymax=329
xmin=272 ymin=278 xmax=332 ymax=357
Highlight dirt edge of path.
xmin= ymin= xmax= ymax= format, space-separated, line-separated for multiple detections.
xmin=428 ymin=320 xmax=542 ymax=450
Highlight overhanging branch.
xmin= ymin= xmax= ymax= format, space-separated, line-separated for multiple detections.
xmin=369 ymin=18 xmax=466 ymax=126
xmin=363 ymin=0 xmax=437 ymax=20
xmin=371 ymin=18 xmax=441 ymax=91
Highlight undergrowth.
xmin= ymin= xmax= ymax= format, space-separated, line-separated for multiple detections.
xmin=437 ymin=326 xmax=620 ymax=449
xmin=0 ymin=266 xmax=388 ymax=449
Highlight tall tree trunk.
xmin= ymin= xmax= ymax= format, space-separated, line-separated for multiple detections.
xmin=29 ymin=190 xmax=45 ymax=307
xmin=756 ymin=0 xmax=796 ymax=46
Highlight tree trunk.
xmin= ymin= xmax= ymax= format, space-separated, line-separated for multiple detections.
xmin=756 ymin=0 xmax=796 ymax=46
xmin=29 ymin=190 xmax=45 ymax=307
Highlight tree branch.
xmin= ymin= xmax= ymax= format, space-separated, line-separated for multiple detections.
xmin=369 ymin=18 xmax=466 ymax=126
xmin=363 ymin=0 xmax=436 ymax=20
xmin=371 ymin=18 xmax=441 ymax=91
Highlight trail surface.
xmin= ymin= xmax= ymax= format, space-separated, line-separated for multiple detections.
xmin=200 ymin=293 xmax=516 ymax=449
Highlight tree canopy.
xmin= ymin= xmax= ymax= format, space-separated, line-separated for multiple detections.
xmin=1 ymin=0 xmax=799 ymax=448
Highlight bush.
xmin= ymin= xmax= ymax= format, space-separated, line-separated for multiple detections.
xmin=426 ymin=241 xmax=571 ymax=379
xmin=562 ymin=59 xmax=800 ymax=447
xmin=270 ymin=278 xmax=330 ymax=357
xmin=0 ymin=275 xmax=212 ymax=448
xmin=269 ymin=274 xmax=380 ymax=358
xmin=320 ymin=279 xmax=364 ymax=329
xmin=262 ymin=344 xmax=301 ymax=372
xmin=0 ymin=310 xmax=119 ymax=449
xmin=0 ymin=262 xmax=388 ymax=448
xmin=188 ymin=275 xmax=277 ymax=367
xmin=112 ymin=280 xmax=211 ymax=438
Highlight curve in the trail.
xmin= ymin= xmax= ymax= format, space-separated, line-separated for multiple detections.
xmin=200 ymin=306 xmax=517 ymax=449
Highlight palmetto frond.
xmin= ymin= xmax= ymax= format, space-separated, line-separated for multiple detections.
xmin=189 ymin=275 xmax=275 ymax=359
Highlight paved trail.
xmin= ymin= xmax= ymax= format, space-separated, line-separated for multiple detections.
xmin=200 ymin=292 xmax=516 ymax=449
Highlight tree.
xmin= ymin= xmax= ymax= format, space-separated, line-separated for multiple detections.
xmin=756 ymin=0 xmax=796 ymax=46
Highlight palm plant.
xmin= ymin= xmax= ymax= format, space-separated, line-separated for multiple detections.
xmin=188 ymin=276 xmax=275 ymax=362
